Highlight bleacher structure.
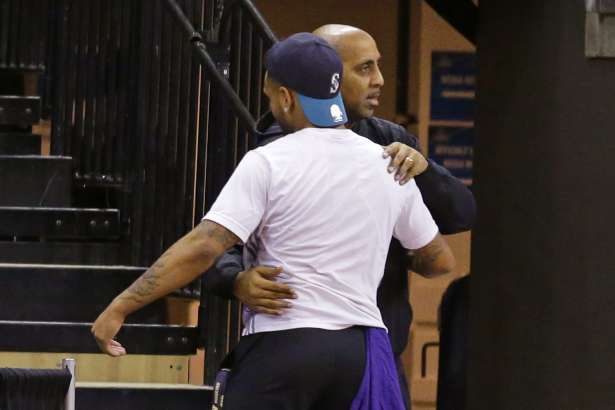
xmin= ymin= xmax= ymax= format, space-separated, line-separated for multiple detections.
xmin=0 ymin=0 xmax=275 ymax=408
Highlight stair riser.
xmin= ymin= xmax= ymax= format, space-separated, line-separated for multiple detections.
xmin=0 ymin=207 xmax=120 ymax=239
xmin=0 ymin=241 xmax=121 ymax=265
xmin=76 ymin=387 xmax=212 ymax=410
xmin=0 ymin=156 xmax=71 ymax=207
xmin=0 ymin=321 xmax=198 ymax=355
xmin=0 ymin=96 xmax=41 ymax=126
xmin=0 ymin=133 xmax=41 ymax=155
xmin=0 ymin=266 xmax=163 ymax=322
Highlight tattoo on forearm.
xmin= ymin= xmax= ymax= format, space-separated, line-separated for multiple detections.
xmin=412 ymin=240 xmax=445 ymax=274
xmin=118 ymin=220 xmax=238 ymax=306
xmin=121 ymin=260 xmax=166 ymax=305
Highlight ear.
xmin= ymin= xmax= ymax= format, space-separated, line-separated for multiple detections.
xmin=279 ymin=86 xmax=295 ymax=112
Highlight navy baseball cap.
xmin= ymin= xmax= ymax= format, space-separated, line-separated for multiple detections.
xmin=265 ymin=32 xmax=348 ymax=128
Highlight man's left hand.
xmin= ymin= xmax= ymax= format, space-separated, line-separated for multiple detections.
xmin=383 ymin=142 xmax=428 ymax=185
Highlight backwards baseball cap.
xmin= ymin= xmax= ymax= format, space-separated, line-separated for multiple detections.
xmin=265 ymin=32 xmax=348 ymax=128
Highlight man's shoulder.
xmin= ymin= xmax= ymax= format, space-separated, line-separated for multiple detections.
xmin=353 ymin=117 xmax=419 ymax=148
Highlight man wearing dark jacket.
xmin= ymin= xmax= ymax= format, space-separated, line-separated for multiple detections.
xmin=203 ymin=25 xmax=476 ymax=408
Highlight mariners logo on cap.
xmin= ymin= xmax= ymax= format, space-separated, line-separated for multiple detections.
xmin=330 ymin=73 xmax=340 ymax=94
xmin=330 ymin=104 xmax=344 ymax=122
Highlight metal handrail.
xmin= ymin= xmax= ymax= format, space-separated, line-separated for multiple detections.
xmin=163 ymin=0 xmax=257 ymax=133
xmin=218 ymin=0 xmax=277 ymax=45
xmin=237 ymin=0 xmax=277 ymax=43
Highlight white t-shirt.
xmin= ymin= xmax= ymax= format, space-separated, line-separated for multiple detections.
xmin=204 ymin=127 xmax=438 ymax=335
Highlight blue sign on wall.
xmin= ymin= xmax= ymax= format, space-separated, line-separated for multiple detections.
xmin=431 ymin=52 xmax=476 ymax=122
xmin=428 ymin=126 xmax=474 ymax=187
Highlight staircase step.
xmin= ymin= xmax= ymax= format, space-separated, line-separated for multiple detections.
xmin=0 ymin=264 xmax=165 ymax=322
xmin=0 ymin=241 xmax=120 ymax=265
xmin=0 ymin=321 xmax=198 ymax=355
xmin=0 ymin=155 xmax=71 ymax=207
xmin=76 ymin=382 xmax=212 ymax=410
xmin=0 ymin=352 xmax=192 ymax=384
xmin=0 ymin=96 xmax=41 ymax=126
xmin=0 ymin=206 xmax=120 ymax=239
xmin=0 ymin=132 xmax=41 ymax=154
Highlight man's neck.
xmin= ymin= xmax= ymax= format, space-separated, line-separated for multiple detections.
xmin=292 ymin=123 xmax=347 ymax=132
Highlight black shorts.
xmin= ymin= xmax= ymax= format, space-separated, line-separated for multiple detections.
xmin=221 ymin=327 xmax=366 ymax=410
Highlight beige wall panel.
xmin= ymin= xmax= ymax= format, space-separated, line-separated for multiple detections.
xmin=412 ymin=378 xmax=438 ymax=407
xmin=0 ymin=352 xmax=190 ymax=383
xmin=410 ymin=276 xmax=449 ymax=325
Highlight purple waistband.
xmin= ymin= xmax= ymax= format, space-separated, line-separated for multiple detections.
xmin=350 ymin=327 xmax=406 ymax=410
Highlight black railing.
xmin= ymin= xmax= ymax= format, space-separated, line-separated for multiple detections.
xmin=45 ymin=0 xmax=276 ymax=382
xmin=163 ymin=0 xmax=276 ymax=384
xmin=48 ymin=0 xmax=202 ymax=267
xmin=0 ymin=0 xmax=55 ymax=112
xmin=48 ymin=0 xmax=274 ymax=268
xmin=0 ymin=0 xmax=51 ymax=71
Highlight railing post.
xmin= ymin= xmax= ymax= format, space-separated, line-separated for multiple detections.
xmin=62 ymin=358 xmax=76 ymax=410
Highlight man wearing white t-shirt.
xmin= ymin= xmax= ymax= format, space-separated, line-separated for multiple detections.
xmin=92 ymin=33 xmax=455 ymax=409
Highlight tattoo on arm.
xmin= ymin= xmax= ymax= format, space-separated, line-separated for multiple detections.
xmin=119 ymin=220 xmax=239 ymax=305
xmin=411 ymin=236 xmax=446 ymax=275
xmin=196 ymin=220 xmax=240 ymax=249
xmin=121 ymin=260 xmax=166 ymax=305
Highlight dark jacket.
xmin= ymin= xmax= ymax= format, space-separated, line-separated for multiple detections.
xmin=203 ymin=115 xmax=476 ymax=356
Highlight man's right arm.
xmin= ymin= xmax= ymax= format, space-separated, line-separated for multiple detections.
xmin=409 ymin=233 xmax=455 ymax=277
xmin=394 ymin=180 xmax=456 ymax=277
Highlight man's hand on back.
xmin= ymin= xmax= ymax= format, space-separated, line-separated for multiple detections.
xmin=233 ymin=266 xmax=297 ymax=315
xmin=383 ymin=142 xmax=428 ymax=185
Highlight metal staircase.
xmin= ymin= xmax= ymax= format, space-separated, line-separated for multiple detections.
xmin=0 ymin=0 xmax=276 ymax=407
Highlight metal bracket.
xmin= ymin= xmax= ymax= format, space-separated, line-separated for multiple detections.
xmin=586 ymin=0 xmax=615 ymax=57
xmin=205 ymin=41 xmax=231 ymax=78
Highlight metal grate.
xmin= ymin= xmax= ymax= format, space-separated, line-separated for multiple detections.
xmin=0 ymin=0 xmax=51 ymax=71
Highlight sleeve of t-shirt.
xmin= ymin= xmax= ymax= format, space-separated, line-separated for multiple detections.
xmin=203 ymin=150 xmax=270 ymax=243
xmin=393 ymin=180 xmax=439 ymax=250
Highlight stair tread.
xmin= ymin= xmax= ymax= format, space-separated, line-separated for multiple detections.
xmin=0 ymin=262 xmax=143 ymax=270
xmin=0 ymin=320 xmax=194 ymax=328
xmin=76 ymin=382 xmax=212 ymax=390
xmin=0 ymin=206 xmax=117 ymax=211
xmin=0 ymin=155 xmax=71 ymax=159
